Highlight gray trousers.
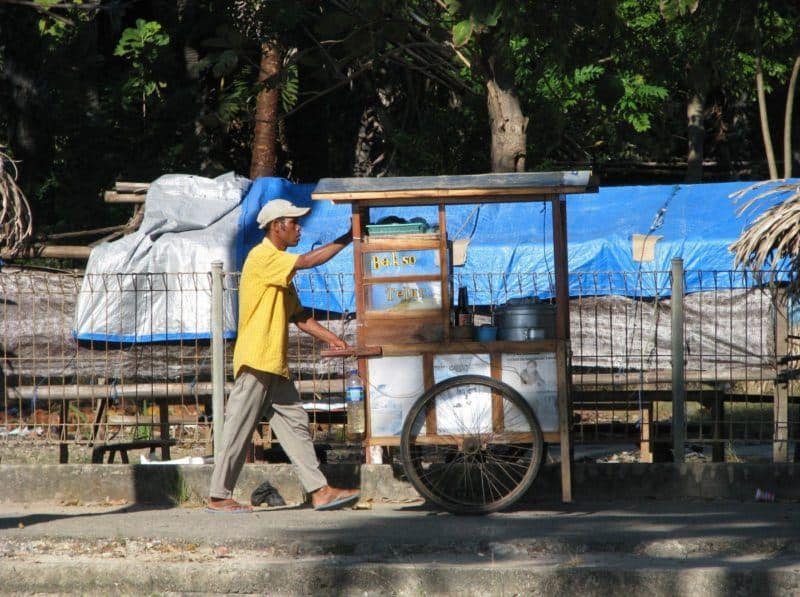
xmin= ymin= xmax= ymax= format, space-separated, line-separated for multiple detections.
xmin=208 ymin=367 xmax=327 ymax=499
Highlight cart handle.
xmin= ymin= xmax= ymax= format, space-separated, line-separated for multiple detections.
xmin=320 ymin=346 xmax=383 ymax=358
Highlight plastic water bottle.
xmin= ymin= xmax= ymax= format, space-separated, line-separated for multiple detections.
xmin=755 ymin=488 xmax=775 ymax=502
xmin=345 ymin=369 xmax=365 ymax=442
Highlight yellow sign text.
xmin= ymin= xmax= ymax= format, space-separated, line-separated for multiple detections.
xmin=371 ymin=252 xmax=417 ymax=271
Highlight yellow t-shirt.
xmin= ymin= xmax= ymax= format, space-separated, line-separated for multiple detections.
xmin=233 ymin=238 xmax=304 ymax=378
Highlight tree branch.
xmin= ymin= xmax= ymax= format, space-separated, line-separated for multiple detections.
xmin=783 ymin=55 xmax=800 ymax=178
xmin=281 ymin=41 xmax=468 ymax=120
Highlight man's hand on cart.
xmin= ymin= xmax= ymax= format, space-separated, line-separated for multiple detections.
xmin=327 ymin=337 xmax=349 ymax=351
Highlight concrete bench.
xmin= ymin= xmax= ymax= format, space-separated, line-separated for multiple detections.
xmin=91 ymin=438 xmax=177 ymax=464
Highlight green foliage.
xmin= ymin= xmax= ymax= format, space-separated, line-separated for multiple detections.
xmin=659 ymin=0 xmax=700 ymax=21
xmin=452 ymin=20 xmax=473 ymax=48
xmin=281 ymin=63 xmax=299 ymax=113
xmin=215 ymin=77 xmax=252 ymax=124
xmin=616 ymin=74 xmax=669 ymax=133
xmin=34 ymin=0 xmax=69 ymax=38
xmin=573 ymin=65 xmax=605 ymax=87
xmin=212 ymin=49 xmax=239 ymax=78
xmin=114 ymin=19 xmax=170 ymax=115
xmin=114 ymin=19 xmax=170 ymax=58
xmin=447 ymin=0 xmax=503 ymax=48
xmin=536 ymin=64 xmax=604 ymax=113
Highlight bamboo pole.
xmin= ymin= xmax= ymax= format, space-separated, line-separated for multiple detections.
xmin=6 ymin=378 xmax=345 ymax=400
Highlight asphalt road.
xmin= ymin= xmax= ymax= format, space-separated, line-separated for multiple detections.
xmin=1 ymin=498 xmax=799 ymax=595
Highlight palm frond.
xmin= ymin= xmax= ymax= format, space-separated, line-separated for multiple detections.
xmin=729 ymin=180 xmax=800 ymax=294
xmin=0 ymin=149 xmax=33 ymax=258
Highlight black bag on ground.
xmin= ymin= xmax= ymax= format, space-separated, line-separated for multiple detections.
xmin=250 ymin=480 xmax=286 ymax=507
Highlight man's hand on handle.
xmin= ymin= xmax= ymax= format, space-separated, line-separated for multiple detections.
xmin=327 ymin=337 xmax=348 ymax=351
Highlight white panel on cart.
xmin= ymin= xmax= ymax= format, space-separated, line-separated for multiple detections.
xmin=432 ymin=354 xmax=491 ymax=434
xmin=367 ymin=355 xmax=425 ymax=437
xmin=432 ymin=353 xmax=490 ymax=382
xmin=501 ymin=353 xmax=558 ymax=432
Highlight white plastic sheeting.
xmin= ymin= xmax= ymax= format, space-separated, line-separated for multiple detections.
xmin=73 ymin=172 xmax=251 ymax=342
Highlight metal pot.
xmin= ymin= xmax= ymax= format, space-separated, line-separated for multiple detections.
xmin=495 ymin=298 xmax=555 ymax=341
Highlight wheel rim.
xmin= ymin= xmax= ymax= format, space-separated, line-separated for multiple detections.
xmin=401 ymin=375 xmax=543 ymax=514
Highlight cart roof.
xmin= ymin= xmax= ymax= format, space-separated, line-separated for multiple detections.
xmin=312 ymin=171 xmax=597 ymax=206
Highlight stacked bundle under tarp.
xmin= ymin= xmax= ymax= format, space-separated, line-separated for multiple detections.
xmin=73 ymin=173 xmax=250 ymax=342
xmin=72 ymin=173 xmax=318 ymax=343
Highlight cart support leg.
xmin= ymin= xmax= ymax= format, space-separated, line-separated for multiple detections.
xmin=556 ymin=343 xmax=572 ymax=502
xmin=552 ymin=196 xmax=573 ymax=503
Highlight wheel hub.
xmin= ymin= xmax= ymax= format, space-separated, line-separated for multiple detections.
xmin=462 ymin=436 xmax=482 ymax=455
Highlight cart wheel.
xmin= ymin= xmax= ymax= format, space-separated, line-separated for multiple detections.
xmin=400 ymin=374 xmax=544 ymax=514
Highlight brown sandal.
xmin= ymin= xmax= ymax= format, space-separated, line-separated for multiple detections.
xmin=205 ymin=498 xmax=253 ymax=513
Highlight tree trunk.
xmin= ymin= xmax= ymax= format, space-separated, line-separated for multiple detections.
xmin=353 ymin=106 xmax=381 ymax=177
xmin=486 ymin=78 xmax=528 ymax=173
xmin=4 ymin=57 xmax=46 ymax=181
xmin=755 ymin=56 xmax=779 ymax=180
xmin=685 ymin=93 xmax=705 ymax=183
xmin=783 ymin=55 xmax=800 ymax=178
xmin=249 ymin=43 xmax=281 ymax=179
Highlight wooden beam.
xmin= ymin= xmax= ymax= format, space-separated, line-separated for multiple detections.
xmin=104 ymin=191 xmax=146 ymax=204
xmin=362 ymin=235 xmax=441 ymax=250
xmin=114 ymin=182 xmax=150 ymax=192
xmin=378 ymin=339 xmax=558 ymax=356
xmin=1 ymin=244 xmax=92 ymax=260
xmin=366 ymin=431 xmax=561 ymax=446
xmin=552 ymin=195 xmax=573 ymax=503
xmin=45 ymin=225 xmax=127 ymax=240
xmin=314 ymin=188 xmax=582 ymax=203
xmin=312 ymin=171 xmax=597 ymax=201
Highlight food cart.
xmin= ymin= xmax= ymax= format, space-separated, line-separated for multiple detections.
xmin=312 ymin=172 xmax=597 ymax=513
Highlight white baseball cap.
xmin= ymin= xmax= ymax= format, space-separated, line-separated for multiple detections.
xmin=256 ymin=199 xmax=311 ymax=229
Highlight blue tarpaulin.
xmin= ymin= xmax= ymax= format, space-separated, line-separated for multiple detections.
xmin=237 ymin=178 xmax=798 ymax=311
xmin=75 ymin=174 xmax=797 ymax=342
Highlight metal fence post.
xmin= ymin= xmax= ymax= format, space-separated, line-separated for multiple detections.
xmin=671 ymin=257 xmax=686 ymax=463
xmin=211 ymin=261 xmax=225 ymax=464
xmin=773 ymin=287 xmax=791 ymax=463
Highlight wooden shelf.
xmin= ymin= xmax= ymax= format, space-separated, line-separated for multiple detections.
xmin=362 ymin=274 xmax=442 ymax=284
xmin=319 ymin=346 xmax=383 ymax=358
xmin=377 ymin=339 xmax=559 ymax=356
xmin=362 ymin=234 xmax=441 ymax=250
xmin=362 ymin=309 xmax=443 ymax=319
xmin=368 ymin=431 xmax=560 ymax=445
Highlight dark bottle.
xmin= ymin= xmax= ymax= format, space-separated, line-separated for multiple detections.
xmin=456 ymin=286 xmax=472 ymax=327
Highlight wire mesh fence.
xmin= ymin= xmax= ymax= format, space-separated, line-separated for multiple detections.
xmin=1 ymin=266 xmax=797 ymax=462
xmin=568 ymin=270 xmax=791 ymax=461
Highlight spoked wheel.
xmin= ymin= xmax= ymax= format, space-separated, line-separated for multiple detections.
xmin=400 ymin=375 xmax=544 ymax=514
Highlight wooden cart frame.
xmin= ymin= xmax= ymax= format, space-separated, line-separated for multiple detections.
xmin=313 ymin=172 xmax=598 ymax=504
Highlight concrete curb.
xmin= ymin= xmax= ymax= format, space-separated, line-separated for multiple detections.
xmin=2 ymin=556 xmax=799 ymax=596
xmin=0 ymin=462 xmax=797 ymax=505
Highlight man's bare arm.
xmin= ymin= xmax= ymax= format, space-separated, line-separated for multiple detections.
xmin=294 ymin=229 xmax=352 ymax=271
xmin=294 ymin=311 xmax=347 ymax=349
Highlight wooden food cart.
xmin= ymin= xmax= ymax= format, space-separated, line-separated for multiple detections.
xmin=312 ymin=172 xmax=597 ymax=513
